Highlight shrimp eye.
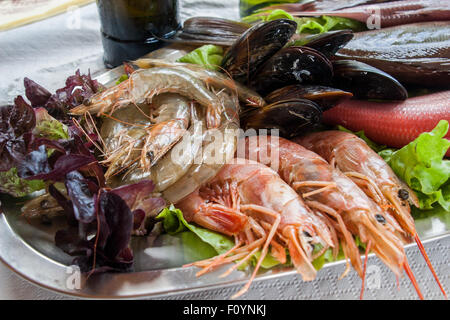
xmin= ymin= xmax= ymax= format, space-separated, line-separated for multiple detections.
xmin=398 ymin=189 xmax=409 ymax=200
xmin=147 ymin=151 xmax=154 ymax=163
xmin=375 ymin=214 xmax=386 ymax=224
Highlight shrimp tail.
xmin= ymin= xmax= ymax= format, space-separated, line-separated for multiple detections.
xmin=414 ymin=234 xmax=448 ymax=299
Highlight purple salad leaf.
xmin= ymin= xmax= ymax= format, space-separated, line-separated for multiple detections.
xmin=27 ymin=154 xmax=96 ymax=181
xmin=0 ymin=97 xmax=36 ymax=171
xmin=64 ymin=171 xmax=96 ymax=224
xmin=97 ymin=190 xmax=133 ymax=259
xmin=23 ymin=70 xmax=105 ymax=119
xmin=17 ymin=145 xmax=50 ymax=179
xmin=48 ymin=184 xmax=77 ymax=226
xmin=24 ymin=77 xmax=52 ymax=108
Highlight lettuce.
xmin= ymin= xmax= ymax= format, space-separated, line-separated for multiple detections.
xmin=242 ymin=9 xmax=365 ymax=34
xmin=157 ymin=205 xmax=344 ymax=270
xmin=177 ymin=45 xmax=224 ymax=71
xmin=0 ymin=167 xmax=45 ymax=197
xmin=157 ymin=205 xmax=234 ymax=255
xmin=115 ymin=74 xmax=128 ymax=85
xmin=385 ymin=120 xmax=450 ymax=211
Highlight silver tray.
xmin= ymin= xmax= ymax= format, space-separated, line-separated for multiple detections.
xmin=1 ymin=47 xmax=449 ymax=299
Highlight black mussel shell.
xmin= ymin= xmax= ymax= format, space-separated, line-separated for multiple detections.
xmin=221 ymin=19 xmax=297 ymax=83
xmin=174 ymin=17 xmax=250 ymax=46
xmin=240 ymin=98 xmax=322 ymax=138
xmin=333 ymin=60 xmax=408 ymax=100
xmin=265 ymin=85 xmax=353 ymax=111
xmin=250 ymin=46 xmax=334 ymax=95
xmin=299 ymin=30 xmax=354 ymax=58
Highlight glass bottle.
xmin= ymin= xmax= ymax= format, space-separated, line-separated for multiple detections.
xmin=96 ymin=0 xmax=180 ymax=68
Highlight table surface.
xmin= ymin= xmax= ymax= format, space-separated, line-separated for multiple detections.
xmin=0 ymin=1 xmax=449 ymax=300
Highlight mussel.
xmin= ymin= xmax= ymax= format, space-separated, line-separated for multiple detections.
xmin=240 ymin=99 xmax=322 ymax=138
xmin=333 ymin=60 xmax=408 ymax=100
xmin=265 ymin=85 xmax=353 ymax=111
xmin=294 ymin=30 xmax=354 ymax=58
xmin=180 ymin=17 xmax=250 ymax=44
xmin=221 ymin=19 xmax=297 ymax=82
xmin=250 ymin=46 xmax=334 ymax=95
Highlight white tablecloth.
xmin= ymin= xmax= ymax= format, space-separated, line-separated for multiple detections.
xmin=0 ymin=1 xmax=449 ymax=300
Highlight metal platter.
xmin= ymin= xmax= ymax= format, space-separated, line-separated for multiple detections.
xmin=1 ymin=47 xmax=449 ymax=299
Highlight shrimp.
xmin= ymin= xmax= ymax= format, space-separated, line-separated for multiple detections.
xmin=98 ymin=93 xmax=191 ymax=182
xmin=176 ymin=159 xmax=335 ymax=298
xmin=295 ymin=130 xmax=447 ymax=298
xmin=162 ymin=89 xmax=240 ymax=203
xmin=114 ymin=102 xmax=205 ymax=193
xmin=239 ymin=136 xmax=424 ymax=298
xmin=70 ymin=67 xmax=224 ymax=129
xmin=133 ymin=58 xmax=267 ymax=107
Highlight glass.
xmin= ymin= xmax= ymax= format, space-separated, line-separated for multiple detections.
xmin=96 ymin=0 xmax=180 ymax=68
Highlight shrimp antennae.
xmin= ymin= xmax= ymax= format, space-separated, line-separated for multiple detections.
xmin=414 ymin=234 xmax=447 ymax=299
xmin=360 ymin=241 xmax=371 ymax=300
xmin=403 ymin=259 xmax=424 ymax=300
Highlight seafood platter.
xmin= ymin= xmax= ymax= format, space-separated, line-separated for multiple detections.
xmin=0 ymin=0 xmax=449 ymax=299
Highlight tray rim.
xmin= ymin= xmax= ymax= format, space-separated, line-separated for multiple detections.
xmin=1 ymin=209 xmax=449 ymax=299
xmin=1 ymin=50 xmax=449 ymax=299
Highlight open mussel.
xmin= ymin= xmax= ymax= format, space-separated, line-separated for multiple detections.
xmin=250 ymin=46 xmax=334 ymax=95
xmin=221 ymin=19 xmax=297 ymax=82
xmin=240 ymin=99 xmax=322 ymax=138
xmin=265 ymin=85 xmax=353 ymax=111
xmin=293 ymin=30 xmax=354 ymax=58
xmin=333 ymin=60 xmax=408 ymax=100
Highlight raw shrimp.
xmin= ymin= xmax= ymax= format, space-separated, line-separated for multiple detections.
xmin=115 ymin=102 xmax=205 ymax=193
xmin=133 ymin=58 xmax=267 ymax=107
xmin=162 ymin=90 xmax=240 ymax=203
xmin=177 ymin=159 xmax=334 ymax=298
xmin=239 ymin=136 xmax=423 ymax=297
xmin=295 ymin=131 xmax=447 ymax=298
xmin=70 ymin=67 xmax=224 ymax=129
xmin=98 ymin=93 xmax=191 ymax=182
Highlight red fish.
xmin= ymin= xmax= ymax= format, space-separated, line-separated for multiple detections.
xmin=322 ymin=90 xmax=450 ymax=156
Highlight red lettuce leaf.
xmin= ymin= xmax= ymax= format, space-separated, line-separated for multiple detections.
xmin=24 ymin=77 xmax=52 ymax=108
xmin=0 ymin=97 xmax=36 ymax=172
xmin=17 ymin=145 xmax=50 ymax=179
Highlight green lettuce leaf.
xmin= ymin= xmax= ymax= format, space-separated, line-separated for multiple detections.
xmin=386 ymin=120 xmax=450 ymax=211
xmin=0 ymin=167 xmax=45 ymax=198
xmin=157 ymin=205 xmax=234 ymax=254
xmin=177 ymin=45 xmax=224 ymax=71
xmin=156 ymin=205 xmax=346 ymax=270
xmin=243 ymin=9 xmax=365 ymax=34
xmin=115 ymin=74 xmax=128 ymax=85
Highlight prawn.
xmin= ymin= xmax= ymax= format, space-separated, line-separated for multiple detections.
xmin=98 ymin=93 xmax=191 ymax=182
xmin=176 ymin=159 xmax=334 ymax=298
xmin=240 ymin=136 xmax=423 ymax=298
xmin=295 ymin=130 xmax=447 ymax=298
xmin=70 ymin=67 xmax=224 ymax=129
xmin=133 ymin=58 xmax=267 ymax=107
